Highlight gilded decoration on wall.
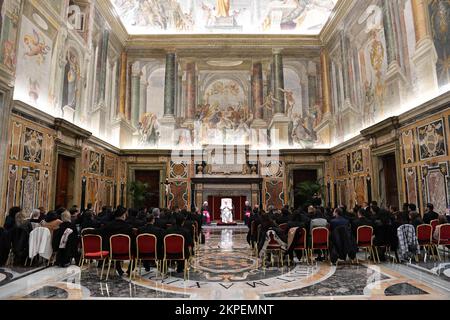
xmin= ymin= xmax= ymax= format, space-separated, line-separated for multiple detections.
xmin=262 ymin=161 xmax=283 ymax=178
xmin=89 ymin=151 xmax=100 ymax=174
xmin=421 ymin=162 xmax=449 ymax=215
xmin=405 ymin=167 xmax=419 ymax=208
xmin=352 ymin=150 xmax=363 ymax=172
xmin=417 ymin=119 xmax=447 ymax=160
xmin=401 ymin=129 xmax=416 ymax=164
xmin=23 ymin=127 xmax=43 ymax=163
xmin=170 ymin=161 xmax=188 ymax=179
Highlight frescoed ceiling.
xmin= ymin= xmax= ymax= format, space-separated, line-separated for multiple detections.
xmin=110 ymin=0 xmax=339 ymax=35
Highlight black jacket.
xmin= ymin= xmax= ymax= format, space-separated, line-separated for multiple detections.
xmin=166 ymin=224 xmax=192 ymax=257
xmin=52 ymin=222 xmax=79 ymax=266
xmin=330 ymin=225 xmax=357 ymax=263
xmin=423 ymin=211 xmax=439 ymax=224
xmin=90 ymin=219 xmax=135 ymax=251
xmin=138 ymin=224 xmax=166 ymax=258
xmin=0 ymin=228 xmax=11 ymax=265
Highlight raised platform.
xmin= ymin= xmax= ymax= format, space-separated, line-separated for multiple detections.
xmin=216 ymin=221 xmax=238 ymax=226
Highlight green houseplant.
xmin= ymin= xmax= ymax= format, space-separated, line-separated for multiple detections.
xmin=295 ymin=180 xmax=324 ymax=207
xmin=129 ymin=180 xmax=149 ymax=209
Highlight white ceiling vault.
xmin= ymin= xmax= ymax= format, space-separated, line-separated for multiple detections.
xmin=110 ymin=0 xmax=339 ymax=35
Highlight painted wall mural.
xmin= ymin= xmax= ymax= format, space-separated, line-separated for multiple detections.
xmin=429 ymin=0 xmax=450 ymax=87
xmin=417 ymin=119 xmax=447 ymax=160
xmin=111 ymin=0 xmax=338 ymax=35
xmin=14 ymin=12 xmax=53 ymax=111
xmin=0 ymin=0 xmax=20 ymax=73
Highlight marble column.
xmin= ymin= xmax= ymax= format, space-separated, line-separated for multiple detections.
xmin=252 ymin=62 xmax=264 ymax=120
xmin=97 ymin=30 xmax=110 ymax=105
xmin=272 ymin=50 xmax=285 ymax=115
xmin=411 ymin=0 xmax=438 ymax=95
xmin=269 ymin=49 xmax=289 ymax=146
xmin=185 ymin=62 xmax=196 ymax=122
xmin=164 ymin=53 xmax=176 ymax=117
xmin=159 ymin=52 xmax=177 ymax=146
xmin=320 ymin=49 xmax=331 ymax=116
xmin=251 ymin=61 xmax=267 ymax=146
xmin=118 ymin=51 xmax=127 ymax=117
xmin=383 ymin=0 xmax=407 ymax=109
xmin=139 ymin=80 xmax=148 ymax=120
xmin=382 ymin=0 xmax=396 ymax=66
xmin=308 ymin=74 xmax=317 ymax=111
xmin=111 ymin=51 xmax=134 ymax=148
xmin=131 ymin=62 xmax=141 ymax=128
xmin=314 ymin=49 xmax=333 ymax=146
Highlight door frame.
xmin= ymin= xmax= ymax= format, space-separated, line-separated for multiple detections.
xmin=127 ymin=163 xmax=166 ymax=209
xmin=286 ymin=163 xmax=325 ymax=209
xmin=370 ymin=141 xmax=403 ymax=209
xmin=52 ymin=143 xmax=82 ymax=209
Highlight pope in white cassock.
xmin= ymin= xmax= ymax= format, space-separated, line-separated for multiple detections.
xmin=220 ymin=198 xmax=233 ymax=223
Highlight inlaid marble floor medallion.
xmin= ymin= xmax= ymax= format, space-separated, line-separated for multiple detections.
xmin=1 ymin=225 xmax=449 ymax=300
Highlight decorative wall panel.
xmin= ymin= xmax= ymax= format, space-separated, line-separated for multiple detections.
xmin=401 ymin=129 xmax=416 ymax=164
xmin=9 ymin=121 xmax=22 ymax=160
xmin=352 ymin=150 xmax=363 ymax=173
xmin=264 ymin=180 xmax=284 ymax=209
xmin=405 ymin=167 xmax=419 ymax=208
xmin=168 ymin=181 xmax=189 ymax=210
xmin=421 ymin=162 xmax=449 ymax=215
xmin=23 ymin=128 xmax=43 ymax=163
xmin=417 ymin=119 xmax=447 ymax=160
xmin=20 ymin=168 xmax=40 ymax=216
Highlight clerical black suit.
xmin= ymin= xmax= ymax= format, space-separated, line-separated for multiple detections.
xmin=138 ymin=224 xmax=165 ymax=270
xmin=166 ymin=224 xmax=193 ymax=272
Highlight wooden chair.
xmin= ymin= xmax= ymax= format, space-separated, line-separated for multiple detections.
xmin=163 ymin=234 xmax=188 ymax=280
xmin=432 ymin=223 xmax=450 ymax=261
xmin=106 ymin=234 xmax=133 ymax=281
xmin=80 ymin=234 xmax=109 ymax=280
xmin=416 ymin=224 xmax=436 ymax=261
xmin=134 ymin=234 xmax=159 ymax=279
xmin=356 ymin=226 xmax=377 ymax=263
xmin=289 ymin=227 xmax=308 ymax=265
xmin=309 ymin=227 xmax=329 ymax=262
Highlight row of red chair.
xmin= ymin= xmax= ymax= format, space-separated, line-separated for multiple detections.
xmin=80 ymin=233 xmax=189 ymax=281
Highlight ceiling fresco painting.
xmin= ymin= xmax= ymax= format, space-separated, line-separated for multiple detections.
xmin=110 ymin=0 xmax=339 ymax=35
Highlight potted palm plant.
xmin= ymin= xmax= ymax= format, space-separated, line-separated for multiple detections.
xmin=295 ymin=180 xmax=324 ymax=207
xmin=128 ymin=180 xmax=149 ymax=209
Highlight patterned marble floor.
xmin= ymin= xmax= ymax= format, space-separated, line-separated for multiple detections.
xmin=1 ymin=225 xmax=449 ymax=300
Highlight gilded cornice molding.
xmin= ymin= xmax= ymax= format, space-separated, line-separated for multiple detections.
xmin=96 ymin=0 xmax=129 ymax=45
xmin=29 ymin=0 xmax=61 ymax=30
xmin=320 ymin=0 xmax=356 ymax=44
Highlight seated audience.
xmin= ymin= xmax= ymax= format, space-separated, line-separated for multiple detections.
xmin=423 ymin=203 xmax=439 ymax=224
xmin=433 ymin=214 xmax=449 ymax=241
xmin=138 ymin=214 xmax=165 ymax=271
xmin=166 ymin=214 xmax=193 ymax=273
xmin=4 ymin=207 xmax=21 ymax=231
xmin=52 ymin=210 xmax=79 ymax=267
xmin=330 ymin=208 xmax=349 ymax=231
xmin=41 ymin=211 xmax=63 ymax=233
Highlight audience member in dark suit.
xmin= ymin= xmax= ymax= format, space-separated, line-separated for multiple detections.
xmin=89 ymin=206 xmax=135 ymax=276
xmin=351 ymin=208 xmax=373 ymax=237
xmin=276 ymin=208 xmax=290 ymax=225
xmin=409 ymin=211 xmax=423 ymax=228
xmin=52 ymin=211 xmax=79 ymax=267
xmin=423 ymin=203 xmax=439 ymax=224
xmin=166 ymin=214 xmax=193 ymax=273
xmin=138 ymin=214 xmax=165 ymax=271
xmin=330 ymin=208 xmax=349 ymax=231
xmin=3 ymin=207 xmax=21 ymax=231
xmin=126 ymin=208 xmax=145 ymax=228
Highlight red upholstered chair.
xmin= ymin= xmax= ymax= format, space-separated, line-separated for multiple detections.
xmin=263 ymin=231 xmax=284 ymax=268
xmin=416 ymin=224 xmax=435 ymax=261
xmin=430 ymin=219 xmax=439 ymax=233
xmin=163 ymin=234 xmax=188 ymax=280
xmin=356 ymin=226 xmax=377 ymax=263
xmin=106 ymin=234 xmax=133 ymax=280
xmin=309 ymin=227 xmax=329 ymax=262
xmin=80 ymin=235 xmax=109 ymax=280
xmin=291 ymin=227 xmax=308 ymax=265
xmin=433 ymin=224 xmax=450 ymax=261
xmin=134 ymin=234 xmax=159 ymax=279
